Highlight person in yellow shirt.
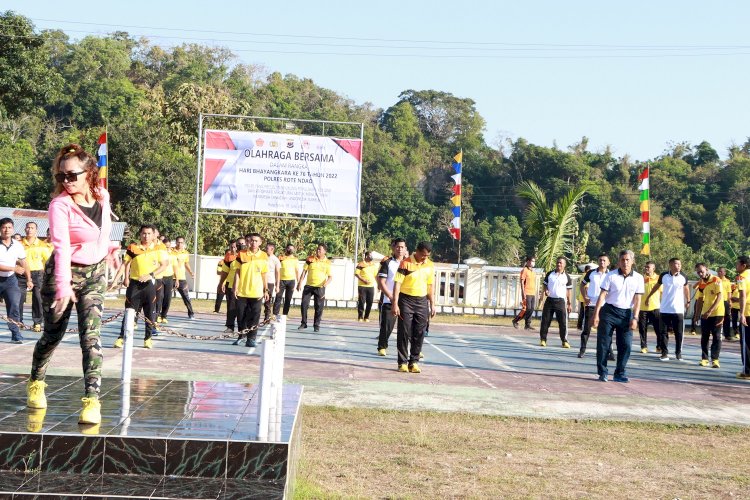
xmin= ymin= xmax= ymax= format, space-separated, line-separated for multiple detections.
xmin=730 ymin=282 xmax=741 ymax=340
xmin=355 ymin=251 xmax=379 ymax=323
xmin=637 ymin=261 xmax=661 ymax=354
xmin=695 ymin=264 xmax=724 ymax=368
xmin=172 ymin=236 xmax=195 ymax=320
xmin=111 ymin=225 xmax=169 ymax=349
xmin=232 ymin=233 xmax=269 ymax=347
xmin=155 ymin=239 xmax=175 ymax=325
xmin=736 ymin=256 xmax=750 ymax=379
xmin=220 ymin=243 xmax=241 ymax=335
xmin=21 ymin=222 xmax=51 ymax=332
xmin=392 ymin=242 xmax=435 ymax=373
xmin=296 ymin=243 xmax=333 ymax=332
xmin=717 ymin=267 xmax=733 ymax=341
xmin=274 ymin=244 xmax=300 ymax=319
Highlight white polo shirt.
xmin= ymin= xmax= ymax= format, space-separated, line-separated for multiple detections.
xmin=600 ymin=268 xmax=645 ymax=309
xmin=377 ymin=256 xmax=400 ymax=304
xmin=658 ymin=271 xmax=689 ymax=314
xmin=582 ymin=268 xmax=608 ymax=302
xmin=543 ymin=271 xmax=572 ymax=299
xmin=0 ymin=239 xmax=26 ymax=278
xmin=265 ymin=254 xmax=280 ymax=284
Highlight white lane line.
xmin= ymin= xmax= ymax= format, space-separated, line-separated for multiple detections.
xmin=474 ymin=348 xmax=517 ymax=372
xmin=425 ymin=339 xmax=497 ymax=389
xmin=501 ymin=334 xmax=529 ymax=346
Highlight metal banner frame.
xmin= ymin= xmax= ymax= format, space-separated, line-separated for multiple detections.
xmin=192 ymin=113 xmax=365 ymax=294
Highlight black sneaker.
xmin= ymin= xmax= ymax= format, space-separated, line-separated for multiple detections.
xmin=246 ymin=339 xmax=257 ymax=348
xmin=525 ymin=326 xmax=536 ymax=331
xmin=313 ymin=326 xmax=320 ymax=332
xmin=512 ymin=319 xmax=519 ymax=329
xmin=577 ymin=349 xmax=585 ymax=358
xmin=297 ymin=324 xmax=307 ymax=330
xmin=11 ymin=339 xmax=23 ymax=344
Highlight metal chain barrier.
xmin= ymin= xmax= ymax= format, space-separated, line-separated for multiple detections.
xmin=133 ymin=311 xmax=242 ymax=341
xmin=0 ymin=311 xmax=124 ymax=334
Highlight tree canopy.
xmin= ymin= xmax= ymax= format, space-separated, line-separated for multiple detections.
xmin=2 ymin=11 xmax=749 ymax=273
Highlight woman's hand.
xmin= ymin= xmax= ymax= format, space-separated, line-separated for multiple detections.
xmin=50 ymin=294 xmax=77 ymax=322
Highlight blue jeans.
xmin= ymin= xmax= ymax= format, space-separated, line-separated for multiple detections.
xmin=596 ymin=304 xmax=632 ymax=378
xmin=0 ymin=275 xmax=22 ymax=340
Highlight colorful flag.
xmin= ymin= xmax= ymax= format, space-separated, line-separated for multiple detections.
xmin=638 ymin=166 xmax=649 ymax=255
xmin=449 ymin=151 xmax=462 ymax=240
xmin=97 ymin=132 xmax=108 ymax=189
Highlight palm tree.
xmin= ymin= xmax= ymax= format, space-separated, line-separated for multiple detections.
xmin=517 ymin=181 xmax=587 ymax=271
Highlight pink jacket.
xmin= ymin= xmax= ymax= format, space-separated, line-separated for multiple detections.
xmin=49 ymin=188 xmax=118 ymax=299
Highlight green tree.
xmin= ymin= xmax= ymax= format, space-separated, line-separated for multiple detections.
xmin=0 ymin=11 xmax=63 ymax=117
xmin=517 ymin=180 xmax=587 ymax=271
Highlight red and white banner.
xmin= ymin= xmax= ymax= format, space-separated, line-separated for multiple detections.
xmin=201 ymin=130 xmax=362 ymax=217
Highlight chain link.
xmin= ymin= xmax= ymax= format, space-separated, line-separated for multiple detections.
xmin=2 ymin=310 xmax=264 ymax=340
xmin=1 ymin=311 xmax=124 ymax=333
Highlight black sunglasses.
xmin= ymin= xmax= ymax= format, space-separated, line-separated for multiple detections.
xmin=55 ymin=170 xmax=87 ymax=183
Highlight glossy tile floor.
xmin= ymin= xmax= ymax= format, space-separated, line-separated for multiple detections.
xmin=0 ymin=374 xmax=302 ymax=499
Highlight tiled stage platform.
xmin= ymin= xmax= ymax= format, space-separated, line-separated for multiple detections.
xmin=0 ymin=374 xmax=302 ymax=499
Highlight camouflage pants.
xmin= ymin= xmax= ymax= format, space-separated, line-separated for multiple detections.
xmin=30 ymin=257 xmax=106 ymax=397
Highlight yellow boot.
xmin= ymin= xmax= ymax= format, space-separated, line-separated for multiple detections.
xmin=79 ymin=397 xmax=101 ymax=425
xmin=27 ymin=379 xmax=47 ymax=409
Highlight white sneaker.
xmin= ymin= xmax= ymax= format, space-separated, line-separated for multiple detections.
xmin=223 ymin=327 xmax=234 ymax=334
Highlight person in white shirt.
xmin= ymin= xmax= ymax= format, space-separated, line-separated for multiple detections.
xmin=645 ymin=257 xmax=690 ymax=361
xmin=262 ymin=242 xmax=281 ymax=325
xmin=0 ymin=218 xmax=32 ymax=343
xmin=593 ymin=250 xmax=645 ymax=383
xmin=579 ymin=255 xmax=613 ymax=359
xmin=376 ymin=238 xmax=407 ymax=356
xmin=539 ymin=257 xmax=573 ymax=348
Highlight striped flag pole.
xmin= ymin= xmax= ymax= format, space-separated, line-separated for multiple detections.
xmin=450 ymin=151 xmax=462 ymax=265
xmin=638 ymin=165 xmax=650 ymax=255
xmin=97 ymin=128 xmax=108 ymax=190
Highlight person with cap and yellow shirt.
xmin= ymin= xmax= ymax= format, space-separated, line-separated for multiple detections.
xmin=355 ymin=250 xmax=379 ymax=323
xmin=297 ymin=243 xmax=333 ymax=332
xmin=172 ymin=236 xmax=195 ymax=320
xmin=21 ymin=221 xmax=52 ymax=332
xmin=637 ymin=261 xmax=661 ymax=354
xmin=392 ymin=241 xmax=435 ymax=374
xmin=695 ymin=263 xmax=724 ymax=368
xmin=111 ymin=225 xmax=169 ymax=349
xmin=232 ymin=233 xmax=269 ymax=347
xmin=273 ymin=243 xmax=300 ymax=319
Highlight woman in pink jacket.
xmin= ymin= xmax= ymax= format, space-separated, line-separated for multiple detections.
xmin=26 ymin=143 xmax=116 ymax=427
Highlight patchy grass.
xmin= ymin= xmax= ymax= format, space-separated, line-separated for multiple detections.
xmin=295 ymin=406 xmax=750 ymax=499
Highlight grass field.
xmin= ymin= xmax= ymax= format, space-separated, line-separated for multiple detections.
xmin=295 ymin=406 xmax=750 ymax=499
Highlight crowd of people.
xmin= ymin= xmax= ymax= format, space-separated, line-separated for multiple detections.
xmin=4 ymin=141 xmax=749 ymax=430
xmin=514 ymin=251 xmax=750 ymax=383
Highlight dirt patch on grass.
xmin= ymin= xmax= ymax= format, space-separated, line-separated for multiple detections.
xmin=296 ymin=406 xmax=750 ymax=499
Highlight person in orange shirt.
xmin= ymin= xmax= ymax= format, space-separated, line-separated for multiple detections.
xmin=512 ymin=256 xmax=537 ymax=330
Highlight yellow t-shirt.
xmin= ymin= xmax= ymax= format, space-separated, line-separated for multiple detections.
xmin=355 ymin=260 xmax=379 ymax=288
xmin=221 ymin=255 xmax=238 ymax=288
xmin=279 ymin=255 xmax=299 ymax=281
xmin=233 ymin=250 xmax=269 ymax=298
xmin=700 ymin=276 xmax=725 ymax=317
xmin=720 ymin=277 xmax=732 ymax=302
xmin=394 ymin=255 xmax=435 ymax=297
xmin=173 ymin=249 xmax=190 ymax=280
xmin=736 ymin=269 xmax=750 ymax=313
xmin=124 ymin=242 xmax=162 ymax=280
xmin=22 ymin=237 xmax=52 ymax=272
xmin=640 ymin=274 xmax=661 ymax=311
xmin=731 ymin=284 xmax=740 ymax=310
xmin=152 ymin=242 xmax=171 ymax=279
xmin=303 ymin=256 xmax=331 ymax=287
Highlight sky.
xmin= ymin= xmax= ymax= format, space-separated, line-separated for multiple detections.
xmin=5 ymin=0 xmax=750 ymax=161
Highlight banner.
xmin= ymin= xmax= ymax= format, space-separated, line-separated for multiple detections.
xmin=201 ymin=130 xmax=362 ymax=217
